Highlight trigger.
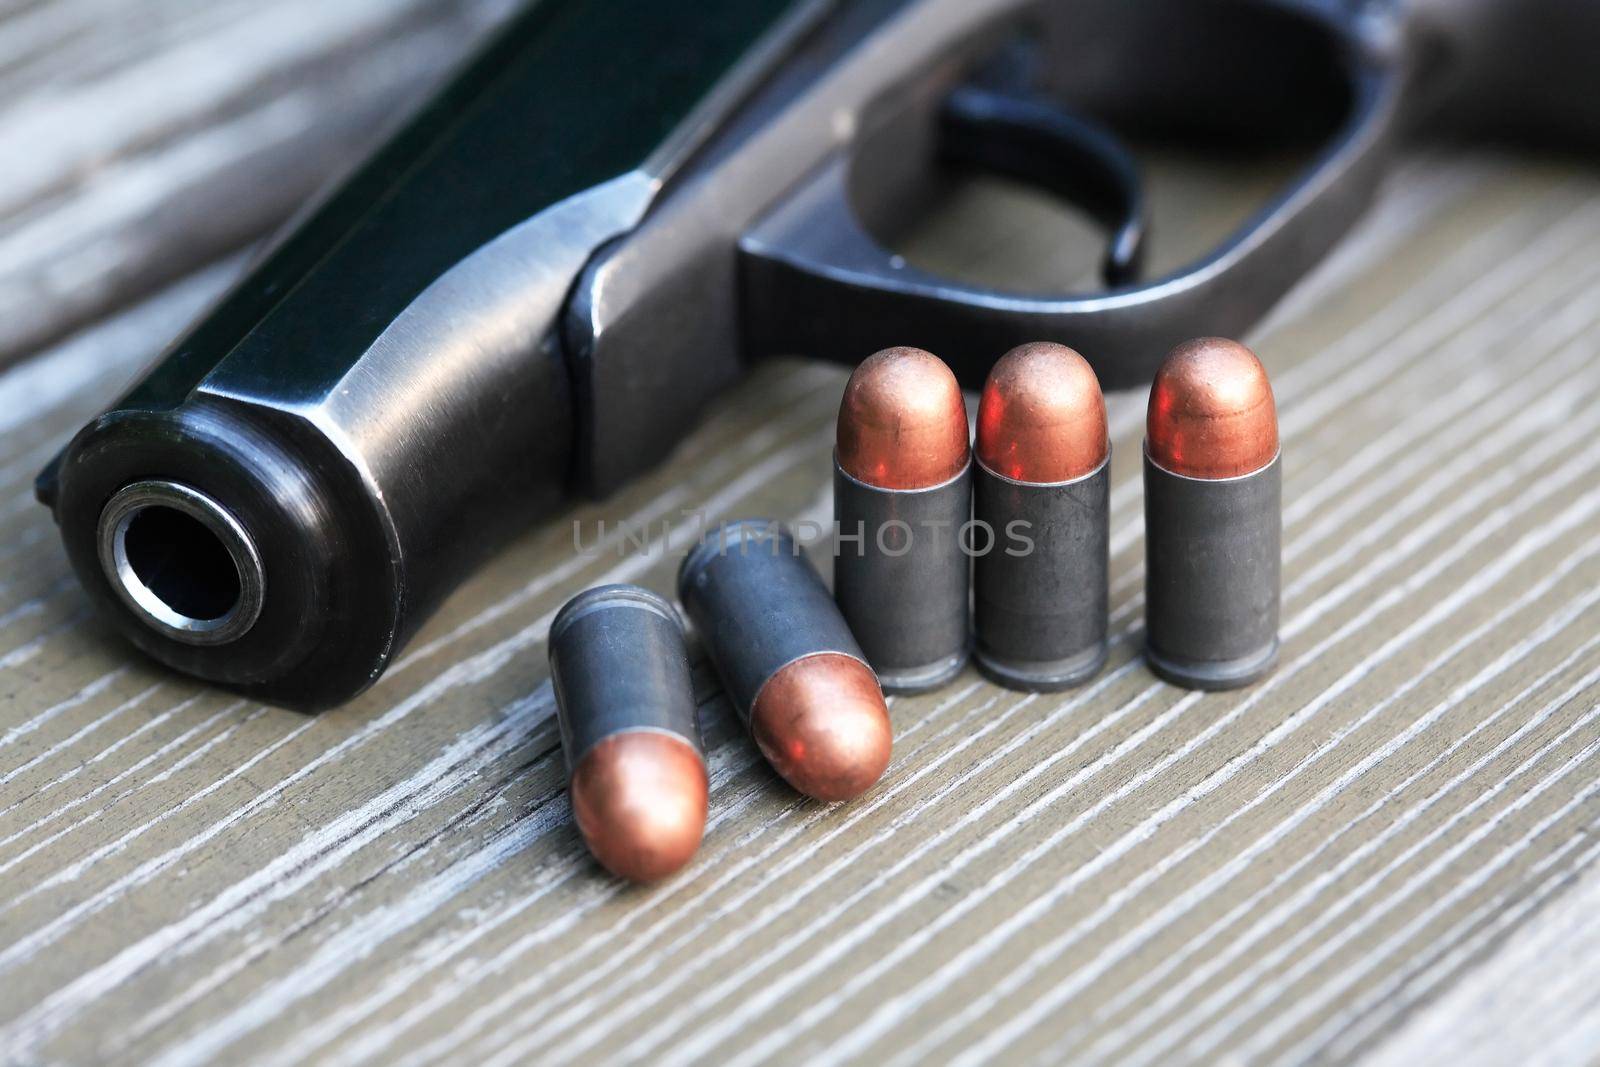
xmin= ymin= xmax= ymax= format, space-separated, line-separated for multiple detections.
xmin=939 ymin=85 xmax=1146 ymax=289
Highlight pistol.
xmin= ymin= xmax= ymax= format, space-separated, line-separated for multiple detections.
xmin=36 ymin=0 xmax=1600 ymax=708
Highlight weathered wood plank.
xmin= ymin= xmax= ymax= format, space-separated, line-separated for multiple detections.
xmin=0 ymin=0 xmax=516 ymax=364
xmin=1367 ymin=857 xmax=1600 ymax=1066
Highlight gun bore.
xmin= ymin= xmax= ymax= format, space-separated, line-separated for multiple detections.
xmin=96 ymin=480 xmax=264 ymax=646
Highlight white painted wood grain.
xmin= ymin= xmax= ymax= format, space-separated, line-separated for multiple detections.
xmin=1081 ymin=641 xmax=1600 ymax=1063
xmin=0 ymin=0 xmax=516 ymax=363
xmin=1361 ymin=833 xmax=1600 ymax=1067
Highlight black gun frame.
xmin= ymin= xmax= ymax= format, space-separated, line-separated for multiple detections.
xmin=35 ymin=0 xmax=1600 ymax=707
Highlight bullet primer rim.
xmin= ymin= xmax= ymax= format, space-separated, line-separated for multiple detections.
xmin=550 ymin=583 xmax=683 ymax=644
xmin=677 ymin=519 xmax=807 ymax=593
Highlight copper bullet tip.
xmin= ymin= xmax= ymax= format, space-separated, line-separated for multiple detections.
xmin=976 ymin=342 xmax=1108 ymax=484
xmin=836 ymin=347 xmax=970 ymax=490
xmin=1146 ymin=337 xmax=1279 ymax=479
xmin=569 ymin=730 xmax=708 ymax=883
xmin=750 ymin=652 xmax=892 ymax=802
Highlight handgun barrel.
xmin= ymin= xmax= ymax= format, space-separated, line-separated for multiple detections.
xmin=37 ymin=0 xmax=810 ymax=708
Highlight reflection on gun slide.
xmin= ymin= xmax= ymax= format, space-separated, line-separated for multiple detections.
xmin=34 ymin=0 xmax=1600 ymax=709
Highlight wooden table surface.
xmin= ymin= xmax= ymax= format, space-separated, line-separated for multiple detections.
xmin=2 ymin=4 xmax=1598 ymax=1065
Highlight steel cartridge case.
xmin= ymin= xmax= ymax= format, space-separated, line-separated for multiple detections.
xmin=679 ymin=520 xmax=891 ymax=801
xmin=974 ymin=459 xmax=1110 ymax=689
xmin=548 ymin=584 xmax=707 ymax=882
xmin=833 ymin=465 xmax=972 ymax=692
xmin=971 ymin=342 xmax=1111 ymax=690
xmin=1142 ymin=337 xmax=1281 ymax=690
xmin=832 ymin=347 xmax=972 ymax=693
xmin=1143 ymin=455 xmax=1281 ymax=688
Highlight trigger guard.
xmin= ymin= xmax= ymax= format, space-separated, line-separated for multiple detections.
xmin=938 ymin=85 xmax=1146 ymax=288
xmin=736 ymin=13 xmax=1401 ymax=393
